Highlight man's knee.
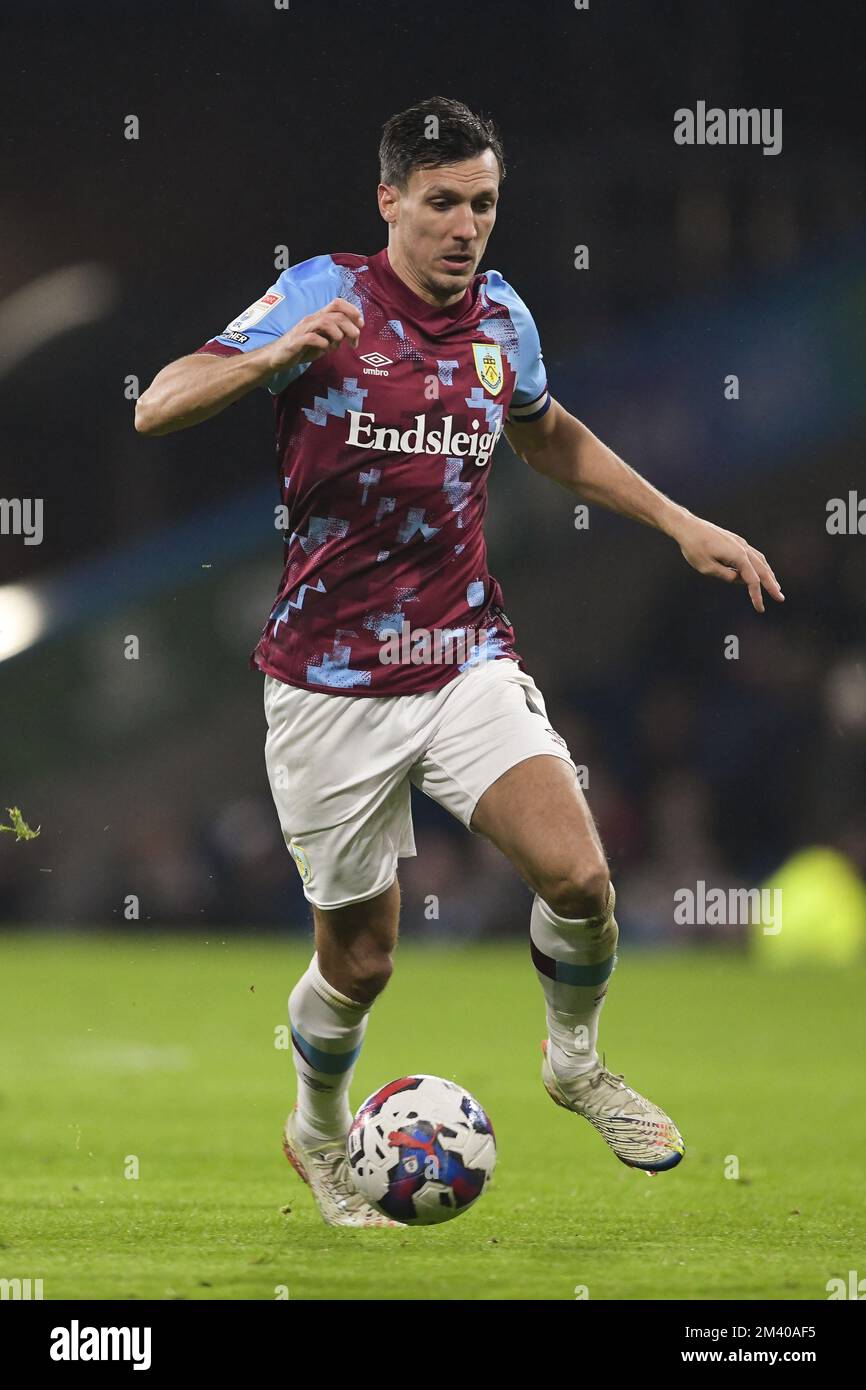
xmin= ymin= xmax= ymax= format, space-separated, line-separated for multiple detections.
xmin=540 ymin=860 xmax=611 ymax=921
xmin=315 ymin=934 xmax=395 ymax=1005
xmin=314 ymin=882 xmax=399 ymax=1004
xmin=343 ymin=947 xmax=394 ymax=1005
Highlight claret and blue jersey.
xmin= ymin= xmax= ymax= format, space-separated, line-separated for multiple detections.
xmin=197 ymin=247 xmax=551 ymax=694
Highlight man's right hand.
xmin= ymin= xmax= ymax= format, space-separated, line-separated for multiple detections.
xmin=135 ymin=298 xmax=365 ymax=437
xmin=265 ymin=298 xmax=364 ymax=373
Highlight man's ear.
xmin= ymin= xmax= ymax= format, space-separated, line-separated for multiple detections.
xmin=378 ymin=183 xmax=399 ymax=223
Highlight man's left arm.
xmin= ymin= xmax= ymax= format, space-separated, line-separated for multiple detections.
xmin=505 ymin=398 xmax=784 ymax=614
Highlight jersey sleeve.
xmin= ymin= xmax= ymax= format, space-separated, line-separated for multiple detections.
xmin=195 ymin=254 xmax=346 ymax=395
xmin=480 ymin=271 xmax=552 ymax=425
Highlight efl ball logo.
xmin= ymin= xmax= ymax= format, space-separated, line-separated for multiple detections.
xmin=224 ymin=292 xmax=285 ymax=334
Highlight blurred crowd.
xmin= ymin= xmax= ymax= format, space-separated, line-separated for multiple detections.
xmin=3 ymin=507 xmax=863 ymax=945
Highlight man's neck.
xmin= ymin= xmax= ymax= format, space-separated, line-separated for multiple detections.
xmin=385 ymin=242 xmax=466 ymax=310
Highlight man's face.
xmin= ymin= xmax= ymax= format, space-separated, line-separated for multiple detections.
xmin=379 ymin=150 xmax=500 ymax=303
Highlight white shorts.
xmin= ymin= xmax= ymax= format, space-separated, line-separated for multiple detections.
xmin=263 ymin=657 xmax=576 ymax=910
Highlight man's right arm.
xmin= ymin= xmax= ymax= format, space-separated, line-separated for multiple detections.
xmin=134 ymin=297 xmax=363 ymax=437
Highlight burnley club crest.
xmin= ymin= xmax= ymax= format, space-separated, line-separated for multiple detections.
xmin=472 ymin=342 xmax=503 ymax=395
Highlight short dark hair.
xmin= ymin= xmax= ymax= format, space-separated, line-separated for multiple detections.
xmin=379 ymin=96 xmax=506 ymax=190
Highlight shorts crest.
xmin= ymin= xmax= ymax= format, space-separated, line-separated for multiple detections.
xmin=289 ymin=842 xmax=312 ymax=884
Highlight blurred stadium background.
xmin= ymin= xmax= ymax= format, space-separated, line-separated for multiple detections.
xmin=2 ymin=0 xmax=865 ymax=958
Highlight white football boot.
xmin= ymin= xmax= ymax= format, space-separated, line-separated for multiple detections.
xmin=281 ymin=1108 xmax=405 ymax=1228
xmin=541 ymin=1040 xmax=685 ymax=1175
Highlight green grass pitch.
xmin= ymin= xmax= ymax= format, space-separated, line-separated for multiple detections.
xmin=1 ymin=931 xmax=863 ymax=1301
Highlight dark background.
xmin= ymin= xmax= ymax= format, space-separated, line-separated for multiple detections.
xmin=1 ymin=0 xmax=865 ymax=944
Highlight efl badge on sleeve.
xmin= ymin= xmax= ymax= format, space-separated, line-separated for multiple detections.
xmin=472 ymin=342 xmax=504 ymax=395
xmin=225 ymin=291 xmax=285 ymax=334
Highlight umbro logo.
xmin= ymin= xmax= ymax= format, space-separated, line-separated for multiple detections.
xmin=359 ymin=351 xmax=393 ymax=376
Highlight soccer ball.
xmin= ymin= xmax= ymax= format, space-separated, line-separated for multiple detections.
xmin=347 ymin=1074 xmax=496 ymax=1225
